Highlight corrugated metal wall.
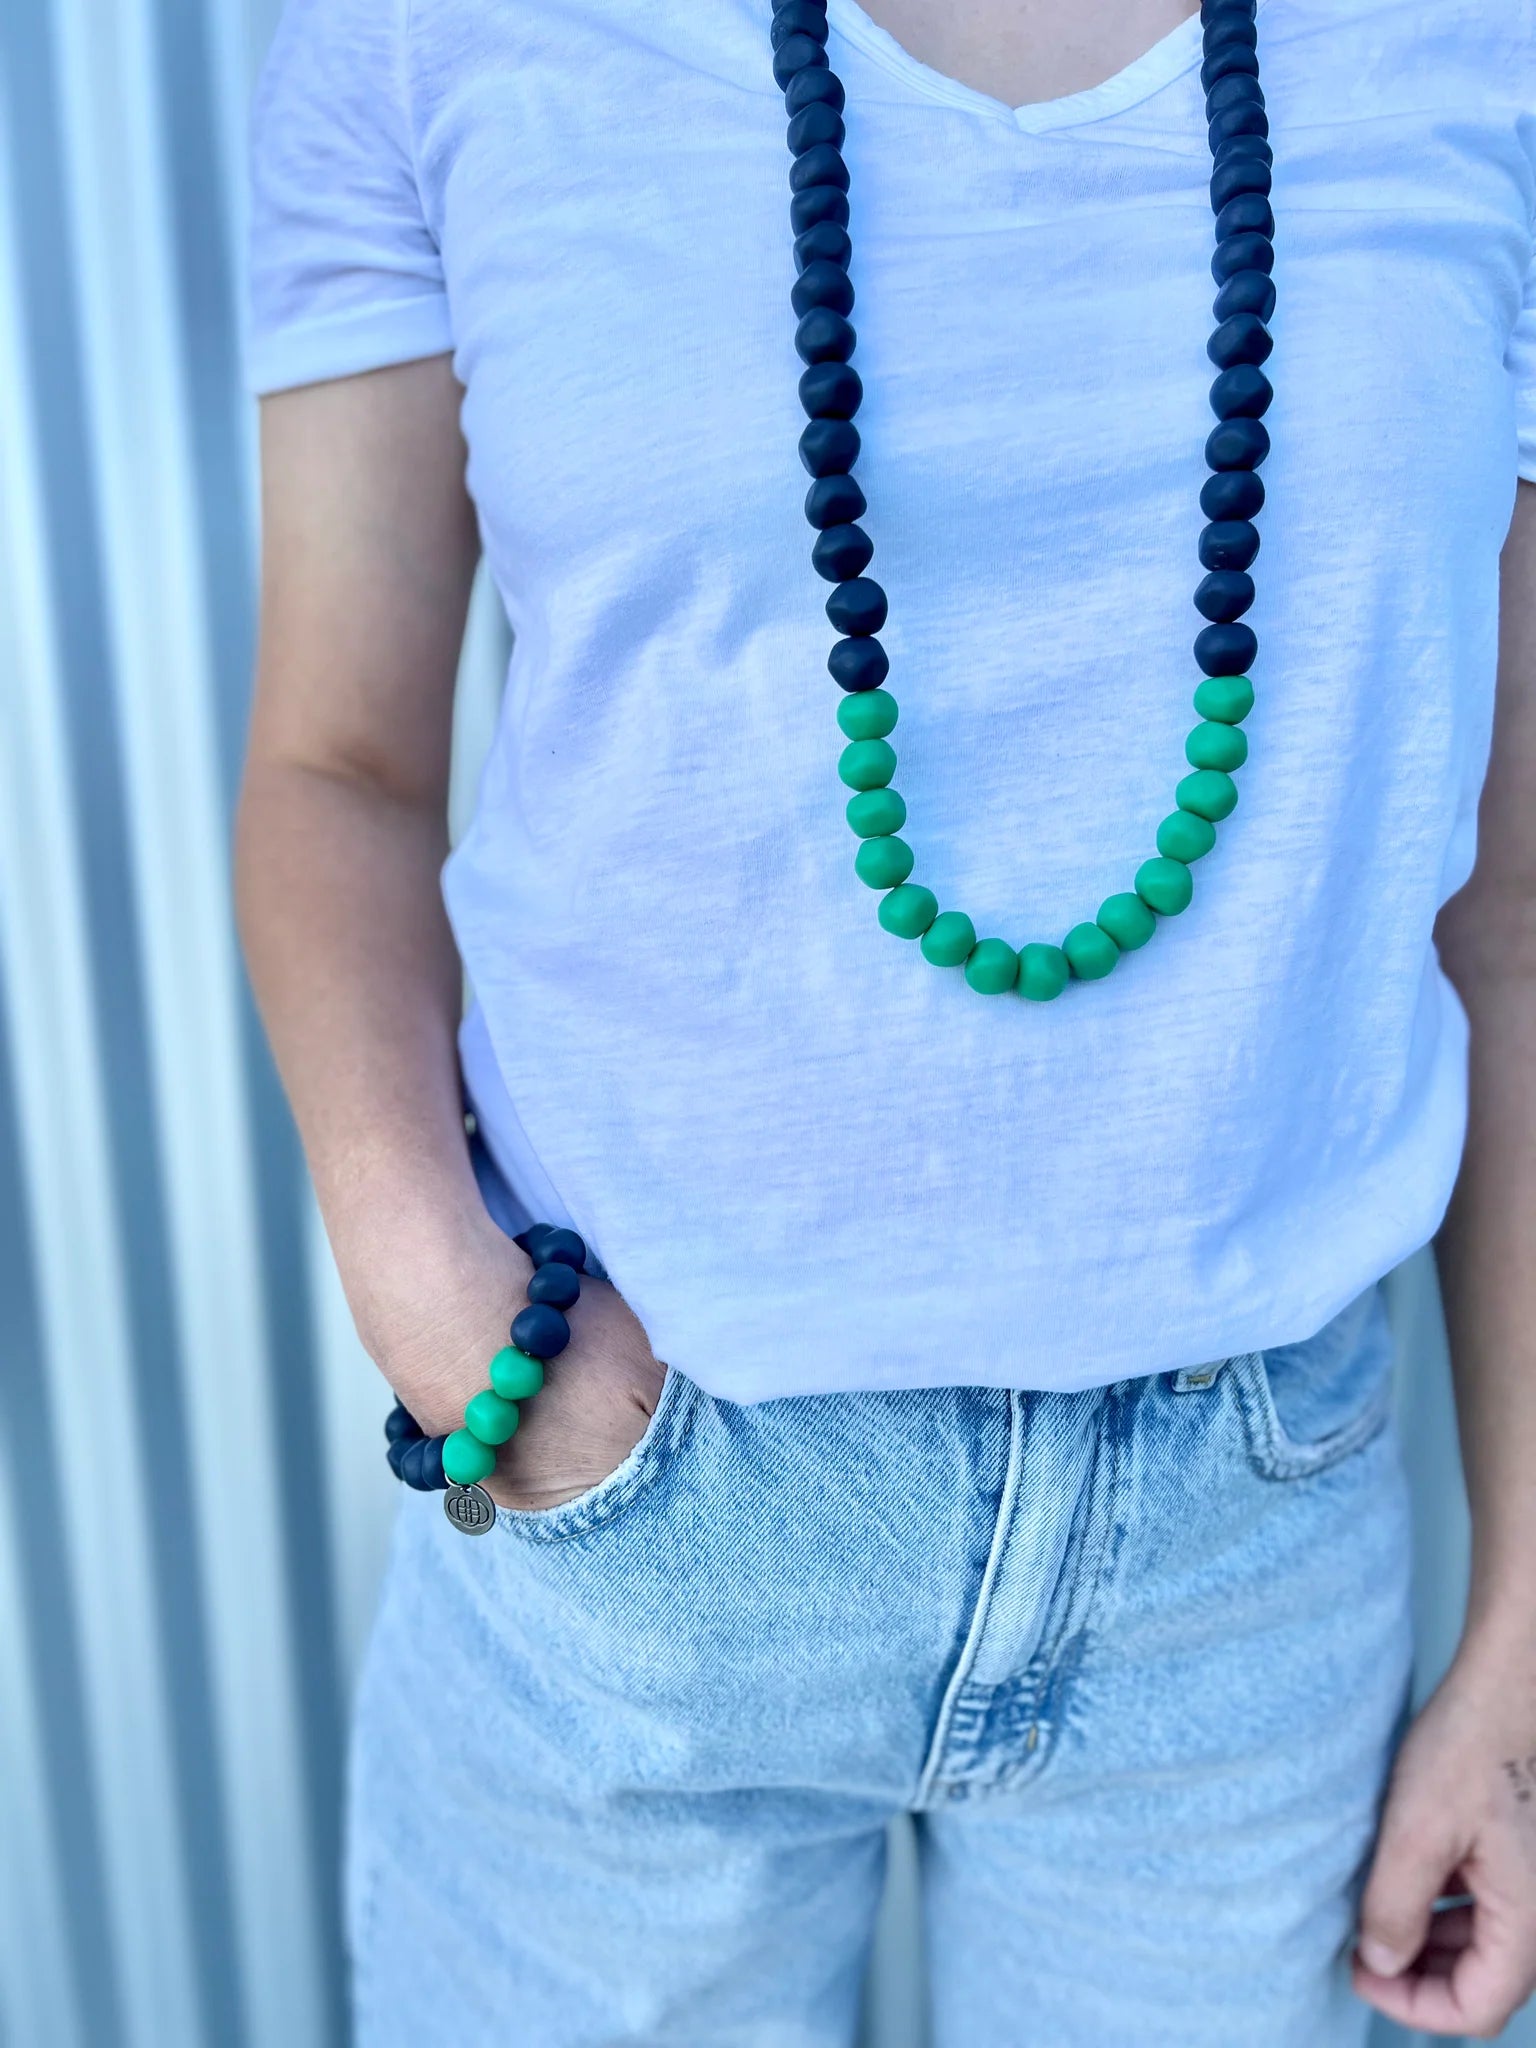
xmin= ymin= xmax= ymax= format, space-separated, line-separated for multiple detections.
xmin=0 ymin=3 xmax=1521 ymax=2044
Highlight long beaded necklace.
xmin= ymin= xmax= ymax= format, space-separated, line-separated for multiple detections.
xmin=773 ymin=0 xmax=1273 ymax=998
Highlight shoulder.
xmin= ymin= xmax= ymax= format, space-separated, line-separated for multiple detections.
xmin=1261 ymin=0 xmax=1535 ymax=89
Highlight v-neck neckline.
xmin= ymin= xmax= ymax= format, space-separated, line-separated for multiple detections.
xmin=824 ymin=0 xmax=1273 ymax=134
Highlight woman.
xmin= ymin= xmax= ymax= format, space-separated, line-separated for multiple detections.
xmin=237 ymin=0 xmax=1536 ymax=2038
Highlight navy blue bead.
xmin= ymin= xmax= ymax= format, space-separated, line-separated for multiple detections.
xmin=789 ymin=143 xmax=848 ymax=194
xmin=386 ymin=1435 xmax=413 ymax=1480
xmin=1205 ymin=73 xmax=1263 ymax=118
xmin=1212 ymin=232 xmax=1273 ymax=285
xmin=1200 ymin=43 xmax=1258 ymax=91
xmin=799 ymin=417 xmax=859 ymax=476
xmin=772 ymin=33 xmax=826 ymax=87
xmin=1210 ymin=363 xmax=1273 ymax=418
xmin=794 ymin=222 xmax=850 ymax=272
xmin=1209 ymin=103 xmax=1268 ymax=148
xmin=784 ymin=65 xmax=843 ymax=115
xmin=1200 ymin=468 xmax=1265 ymax=520
xmin=1205 ymin=416 xmax=1270 ymax=470
xmin=771 ymin=3 xmax=828 ymax=50
xmin=1202 ymin=14 xmax=1257 ymax=54
xmin=790 ymin=185 xmax=849 ymax=233
xmin=1195 ymin=622 xmax=1259 ymax=676
xmin=1199 ymin=518 xmax=1260 ymax=570
xmin=423 ymin=1437 xmax=449 ymax=1490
xmin=1195 ymin=569 xmax=1255 ymax=622
xmin=787 ymin=102 xmax=843 ymax=153
xmin=532 ymin=1226 xmax=587 ymax=1270
xmin=385 ymin=1402 xmax=423 ymax=1445
xmin=826 ymin=577 xmax=887 ymax=635
xmin=812 ymin=523 xmax=873 ymax=580
xmin=1207 ymin=311 xmax=1272 ymax=368
xmin=1212 ymin=269 xmax=1276 ymax=322
xmin=1204 ymin=35 xmax=1259 ymax=75
xmin=527 ymin=1261 xmax=582 ymax=1309
xmin=522 ymin=1222 xmax=556 ymax=1255
xmin=1203 ymin=9 xmax=1257 ymax=36
xmin=398 ymin=1435 xmax=434 ymax=1490
xmin=799 ymin=361 xmax=861 ymax=418
xmin=1215 ymin=192 xmax=1274 ymax=241
xmin=804 ymin=473 xmax=866 ymax=526
xmin=1209 ymin=154 xmax=1270 ymax=210
xmin=795 ymin=309 xmax=855 ymax=363
xmin=828 ymin=635 xmax=888 ymax=690
xmin=511 ymin=1302 xmax=571 ymax=1359
xmin=791 ymin=259 xmax=853 ymax=318
xmin=1214 ymin=132 xmax=1273 ymax=170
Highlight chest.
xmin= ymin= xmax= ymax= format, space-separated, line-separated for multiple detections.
xmin=411 ymin=0 xmax=1532 ymax=583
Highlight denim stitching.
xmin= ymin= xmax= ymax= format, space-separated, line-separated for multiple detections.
xmin=976 ymin=1384 xmax=1123 ymax=1795
xmin=1230 ymin=1352 xmax=1392 ymax=1483
xmin=913 ymin=1388 xmax=1027 ymax=1806
xmin=493 ymin=1366 xmax=702 ymax=1545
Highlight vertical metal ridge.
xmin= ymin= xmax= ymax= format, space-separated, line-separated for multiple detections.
xmin=0 ymin=964 xmax=115 ymax=2048
xmin=145 ymin=0 xmax=348 ymax=2028
xmin=0 ymin=7 xmax=245 ymax=2042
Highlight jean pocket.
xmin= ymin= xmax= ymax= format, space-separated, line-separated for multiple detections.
xmin=493 ymin=1362 xmax=701 ymax=1545
xmin=1231 ymin=1283 xmax=1395 ymax=1482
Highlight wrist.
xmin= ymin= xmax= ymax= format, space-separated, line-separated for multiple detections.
xmin=1456 ymin=1594 xmax=1536 ymax=1687
xmin=330 ymin=1187 xmax=528 ymax=1385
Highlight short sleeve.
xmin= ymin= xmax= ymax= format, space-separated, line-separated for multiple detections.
xmin=245 ymin=0 xmax=452 ymax=395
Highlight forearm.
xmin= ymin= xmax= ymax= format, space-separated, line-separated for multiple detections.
xmin=234 ymin=756 xmax=492 ymax=1354
xmin=1434 ymin=477 xmax=1536 ymax=1661
xmin=1436 ymin=953 xmax=1536 ymax=1656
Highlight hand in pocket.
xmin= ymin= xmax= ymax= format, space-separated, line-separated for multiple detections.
xmin=490 ymin=1275 xmax=667 ymax=1512
xmin=361 ymin=1218 xmax=666 ymax=1513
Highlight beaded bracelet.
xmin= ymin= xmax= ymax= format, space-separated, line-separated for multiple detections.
xmin=383 ymin=1222 xmax=588 ymax=1536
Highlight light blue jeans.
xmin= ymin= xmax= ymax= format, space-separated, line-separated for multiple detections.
xmin=347 ymin=1282 xmax=1412 ymax=2046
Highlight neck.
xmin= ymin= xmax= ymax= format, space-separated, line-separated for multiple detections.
xmin=849 ymin=0 xmax=1202 ymax=107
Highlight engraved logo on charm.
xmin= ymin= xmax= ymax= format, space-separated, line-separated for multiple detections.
xmin=443 ymin=1482 xmax=497 ymax=1535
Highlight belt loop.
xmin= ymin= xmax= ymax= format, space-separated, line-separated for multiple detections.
xmin=1172 ymin=1357 xmax=1229 ymax=1394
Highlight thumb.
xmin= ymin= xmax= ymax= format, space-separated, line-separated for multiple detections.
xmin=1357 ymin=1801 xmax=1462 ymax=1979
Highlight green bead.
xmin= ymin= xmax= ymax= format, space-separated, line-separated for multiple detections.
xmin=1192 ymin=673 xmax=1254 ymax=723
xmin=1063 ymin=921 xmax=1119 ymax=980
xmin=854 ymin=835 xmax=914 ymax=889
xmin=921 ymin=910 xmax=977 ymax=966
xmin=1097 ymin=891 xmax=1156 ymax=952
xmin=964 ymin=937 xmax=1019 ymax=993
xmin=839 ymin=738 xmax=897 ymax=790
xmin=464 ymin=1388 xmax=521 ymax=1447
xmin=443 ymin=1428 xmax=497 ymax=1486
xmin=837 ymin=689 xmax=898 ymax=741
xmin=489 ymin=1345 xmax=544 ymax=1401
xmin=846 ymin=787 xmax=907 ymax=838
xmin=1017 ymin=942 xmax=1069 ymax=1001
xmin=1136 ymin=856 xmax=1195 ymax=917
xmin=878 ymin=884 xmax=938 ymax=938
xmin=1185 ymin=721 xmax=1248 ymax=772
xmin=1177 ymin=768 xmax=1239 ymax=821
xmin=1156 ymin=810 xmax=1217 ymax=863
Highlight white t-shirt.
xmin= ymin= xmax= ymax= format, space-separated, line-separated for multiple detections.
xmin=247 ymin=0 xmax=1536 ymax=1402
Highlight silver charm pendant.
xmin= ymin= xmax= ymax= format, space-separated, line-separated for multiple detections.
xmin=443 ymin=1482 xmax=497 ymax=1536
